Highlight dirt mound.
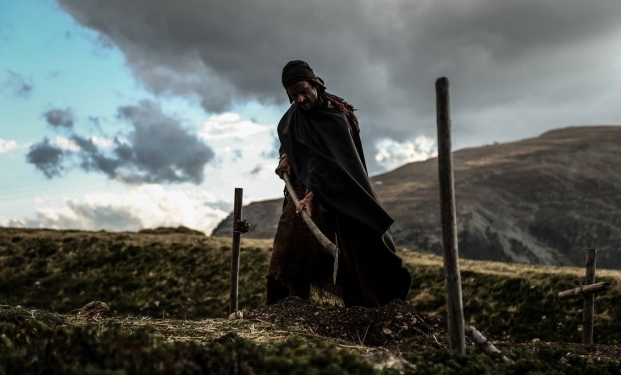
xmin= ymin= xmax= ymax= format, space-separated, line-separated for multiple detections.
xmin=78 ymin=301 xmax=111 ymax=322
xmin=244 ymin=297 xmax=446 ymax=347
xmin=138 ymin=226 xmax=205 ymax=236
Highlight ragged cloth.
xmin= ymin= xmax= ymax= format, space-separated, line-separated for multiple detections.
xmin=267 ymin=103 xmax=411 ymax=307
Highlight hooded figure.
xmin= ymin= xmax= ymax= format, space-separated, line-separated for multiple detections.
xmin=266 ymin=60 xmax=411 ymax=307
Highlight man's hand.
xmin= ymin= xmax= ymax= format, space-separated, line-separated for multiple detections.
xmin=275 ymin=153 xmax=291 ymax=180
xmin=296 ymin=191 xmax=314 ymax=217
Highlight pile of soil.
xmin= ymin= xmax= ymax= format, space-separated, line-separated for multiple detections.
xmin=244 ymin=298 xmax=621 ymax=363
xmin=244 ymin=297 xmax=446 ymax=347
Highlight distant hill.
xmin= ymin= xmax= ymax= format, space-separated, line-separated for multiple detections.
xmin=212 ymin=126 xmax=621 ymax=268
xmin=213 ymin=198 xmax=282 ymax=239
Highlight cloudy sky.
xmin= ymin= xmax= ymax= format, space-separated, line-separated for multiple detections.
xmin=2 ymin=0 xmax=621 ymax=234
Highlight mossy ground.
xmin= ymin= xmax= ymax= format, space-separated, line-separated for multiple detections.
xmin=404 ymin=252 xmax=621 ymax=344
xmin=0 ymin=228 xmax=268 ymax=318
xmin=1 ymin=304 xmax=620 ymax=374
xmin=1 ymin=228 xmax=620 ymax=373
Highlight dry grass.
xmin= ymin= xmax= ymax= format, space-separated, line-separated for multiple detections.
xmin=401 ymin=250 xmax=621 ymax=283
xmin=2 ymin=228 xmax=620 ymax=346
xmin=0 ymin=303 xmax=397 ymax=360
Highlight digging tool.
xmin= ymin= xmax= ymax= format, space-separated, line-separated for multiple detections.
xmin=282 ymin=172 xmax=339 ymax=284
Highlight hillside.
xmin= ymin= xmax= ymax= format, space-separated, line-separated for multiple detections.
xmin=1 ymin=228 xmax=621 ymax=373
xmin=213 ymin=126 xmax=621 ymax=268
xmin=2 ymin=227 xmax=620 ymax=343
xmin=2 ymin=228 xmax=621 ymax=373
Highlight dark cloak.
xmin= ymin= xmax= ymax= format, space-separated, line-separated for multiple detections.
xmin=277 ymin=103 xmax=411 ymax=306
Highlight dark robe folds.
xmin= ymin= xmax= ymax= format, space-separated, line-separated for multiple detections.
xmin=277 ymin=104 xmax=411 ymax=306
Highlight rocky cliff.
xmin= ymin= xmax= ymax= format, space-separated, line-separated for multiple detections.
xmin=212 ymin=126 xmax=621 ymax=268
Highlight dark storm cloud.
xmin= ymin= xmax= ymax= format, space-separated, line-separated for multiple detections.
xmin=70 ymin=134 xmax=121 ymax=178
xmin=114 ymin=100 xmax=215 ymax=183
xmin=2 ymin=70 xmax=33 ymax=98
xmin=57 ymin=0 xmax=621 ymax=172
xmin=28 ymin=100 xmax=215 ymax=184
xmin=26 ymin=138 xmax=65 ymax=178
xmin=44 ymin=108 xmax=74 ymax=129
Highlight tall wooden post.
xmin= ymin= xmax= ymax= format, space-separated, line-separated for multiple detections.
xmin=435 ymin=77 xmax=466 ymax=354
xmin=229 ymin=188 xmax=243 ymax=315
xmin=558 ymin=248 xmax=608 ymax=343
xmin=583 ymin=248 xmax=597 ymax=344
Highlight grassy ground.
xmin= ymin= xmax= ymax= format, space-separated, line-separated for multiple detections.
xmin=403 ymin=251 xmax=621 ymax=344
xmin=1 ymin=305 xmax=620 ymax=374
xmin=1 ymin=228 xmax=620 ymax=374
xmin=0 ymin=228 xmax=269 ymax=318
xmin=1 ymin=228 xmax=619 ymax=344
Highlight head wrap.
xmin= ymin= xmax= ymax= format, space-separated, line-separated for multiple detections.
xmin=281 ymin=60 xmax=326 ymax=90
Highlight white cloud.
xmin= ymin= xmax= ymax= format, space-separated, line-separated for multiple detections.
xmin=0 ymin=138 xmax=18 ymax=153
xmin=53 ymin=135 xmax=113 ymax=152
xmin=374 ymin=135 xmax=437 ymax=171
xmin=90 ymin=136 xmax=113 ymax=148
xmin=2 ymin=185 xmax=230 ymax=235
xmin=54 ymin=136 xmax=80 ymax=151
xmin=115 ymin=136 xmax=131 ymax=145
xmin=199 ymin=113 xmax=269 ymax=140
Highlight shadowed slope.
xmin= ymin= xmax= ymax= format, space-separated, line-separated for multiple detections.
xmin=214 ymin=126 xmax=621 ymax=267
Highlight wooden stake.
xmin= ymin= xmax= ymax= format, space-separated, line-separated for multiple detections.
xmin=436 ymin=77 xmax=466 ymax=354
xmin=558 ymin=282 xmax=610 ymax=301
xmin=229 ymin=188 xmax=243 ymax=315
xmin=583 ymin=248 xmax=597 ymax=344
xmin=465 ymin=325 xmax=513 ymax=364
xmin=558 ymin=249 xmax=609 ymax=343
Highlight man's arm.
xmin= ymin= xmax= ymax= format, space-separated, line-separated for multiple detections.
xmin=275 ymin=147 xmax=291 ymax=179
xmin=275 ymin=146 xmax=314 ymax=216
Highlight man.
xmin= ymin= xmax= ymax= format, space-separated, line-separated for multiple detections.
xmin=265 ymin=60 xmax=411 ymax=307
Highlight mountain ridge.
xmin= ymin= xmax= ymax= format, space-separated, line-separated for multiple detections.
xmin=213 ymin=126 xmax=621 ymax=268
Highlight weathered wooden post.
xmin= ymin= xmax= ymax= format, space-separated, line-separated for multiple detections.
xmin=558 ymin=282 xmax=610 ymax=301
xmin=583 ymin=248 xmax=597 ymax=344
xmin=229 ymin=188 xmax=243 ymax=315
xmin=435 ymin=77 xmax=466 ymax=354
xmin=557 ymin=248 xmax=610 ymax=344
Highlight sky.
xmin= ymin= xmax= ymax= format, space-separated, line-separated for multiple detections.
xmin=1 ymin=0 xmax=621 ymax=235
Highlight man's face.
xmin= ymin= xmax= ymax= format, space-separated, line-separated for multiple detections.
xmin=286 ymin=81 xmax=318 ymax=111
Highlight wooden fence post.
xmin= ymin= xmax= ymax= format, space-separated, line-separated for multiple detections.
xmin=583 ymin=248 xmax=597 ymax=344
xmin=436 ymin=77 xmax=466 ymax=354
xmin=229 ymin=188 xmax=243 ymax=315
xmin=558 ymin=282 xmax=610 ymax=301
xmin=557 ymin=248 xmax=609 ymax=343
